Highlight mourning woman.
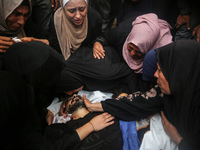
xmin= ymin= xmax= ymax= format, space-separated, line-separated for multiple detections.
xmin=55 ymin=46 xmax=140 ymax=97
xmin=83 ymin=40 xmax=200 ymax=150
xmin=2 ymin=41 xmax=115 ymax=150
xmin=0 ymin=0 xmax=56 ymax=69
xmin=49 ymin=0 xmax=102 ymax=60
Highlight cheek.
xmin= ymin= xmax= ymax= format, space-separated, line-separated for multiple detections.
xmin=66 ymin=12 xmax=75 ymax=21
xmin=6 ymin=16 xmax=14 ymax=27
xmin=81 ymin=10 xmax=87 ymax=18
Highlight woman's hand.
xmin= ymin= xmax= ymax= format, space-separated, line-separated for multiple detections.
xmin=89 ymin=112 xmax=115 ymax=132
xmin=161 ymin=111 xmax=183 ymax=145
xmin=175 ymin=14 xmax=190 ymax=30
xmin=93 ymin=42 xmax=105 ymax=59
xmin=192 ymin=24 xmax=200 ymax=42
xmin=46 ymin=110 xmax=54 ymax=125
xmin=0 ymin=36 xmax=15 ymax=53
xmin=20 ymin=37 xmax=49 ymax=45
xmin=59 ymin=99 xmax=67 ymax=116
xmin=83 ymin=94 xmax=104 ymax=112
xmin=76 ymin=112 xmax=114 ymax=141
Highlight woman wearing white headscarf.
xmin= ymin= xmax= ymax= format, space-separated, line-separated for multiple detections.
xmin=50 ymin=0 xmax=103 ymax=60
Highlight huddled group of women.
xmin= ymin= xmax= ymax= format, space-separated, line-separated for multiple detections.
xmin=0 ymin=0 xmax=200 ymax=149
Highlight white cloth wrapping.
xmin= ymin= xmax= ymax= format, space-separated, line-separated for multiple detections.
xmin=139 ymin=113 xmax=179 ymax=150
xmin=47 ymin=90 xmax=113 ymax=123
xmin=63 ymin=0 xmax=87 ymax=6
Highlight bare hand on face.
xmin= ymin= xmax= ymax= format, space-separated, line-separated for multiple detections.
xmin=93 ymin=42 xmax=105 ymax=59
xmin=83 ymin=94 xmax=104 ymax=112
xmin=83 ymin=94 xmax=93 ymax=112
xmin=59 ymin=99 xmax=67 ymax=116
xmin=0 ymin=36 xmax=15 ymax=53
xmin=89 ymin=112 xmax=115 ymax=132
xmin=161 ymin=111 xmax=183 ymax=145
xmin=175 ymin=14 xmax=190 ymax=30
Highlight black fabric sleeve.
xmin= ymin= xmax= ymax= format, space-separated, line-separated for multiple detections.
xmin=177 ymin=0 xmax=192 ymax=15
xmin=84 ymin=6 xmax=103 ymax=46
xmin=24 ymin=18 xmax=55 ymax=48
xmin=48 ymin=16 xmax=62 ymax=54
xmin=178 ymin=139 xmax=190 ymax=150
xmin=101 ymin=86 xmax=164 ymax=121
xmin=38 ymin=123 xmax=81 ymax=150
xmin=100 ymin=12 xmax=143 ymax=57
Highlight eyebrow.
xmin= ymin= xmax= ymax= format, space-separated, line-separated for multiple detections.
xmin=13 ymin=10 xmax=31 ymax=16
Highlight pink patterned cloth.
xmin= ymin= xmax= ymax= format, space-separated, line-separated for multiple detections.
xmin=123 ymin=13 xmax=172 ymax=73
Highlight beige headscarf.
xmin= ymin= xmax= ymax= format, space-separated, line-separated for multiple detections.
xmin=0 ymin=0 xmax=31 ymax=38
xmin=54 ymin=0 xmax=88 ymax=60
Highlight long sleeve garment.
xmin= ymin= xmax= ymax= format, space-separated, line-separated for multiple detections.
xmin=101 ymin=85 xmax=164 ymax=121
xmin=23 ymin=18 xmax=55 ymax=48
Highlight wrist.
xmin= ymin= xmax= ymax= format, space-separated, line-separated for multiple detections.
xmin=175 ymin=135 xmax=183 ymax=145
xmin=89 ymin=121 xmax=95 ymax=132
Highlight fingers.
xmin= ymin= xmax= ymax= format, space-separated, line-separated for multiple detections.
xmin=46 ymin=110 xmax=54 ymax=125
xmin=83 ymin=94 xmax=90 ymax=104
xmin=175 ymin=22 xmax=181 ymax=29
xmin=192 ymin=25 xmax=200 ymax=42
xmin=83 ymin=94 xmax=93 ymax=112
xmin=0 ymin=36 xmax=14 ymax=52
xmin=197 ymin=32 xmax=200 ymax=42
xmin=94 ymin=52 xmax=105 ymax=59
xmin=59 ymin=102 xmax=66 ymax=116
xmin=91 ymin=112 xmax=115 ymax=131
xmin=102 ymin=112 xmax=115 ymax=122
xmin=175 ymin=14 xmax=190 ymax=29
xmin=51 ymin=0 xmax=59 ymax=11
xmin=20 ymin=37 xmax=36 ymax=42
xmin=93 ymin=42 xmax=105 ymax=59
xmin=161 ymin=111 xmax=168 ymax=127
xmin=192 ymin=27 xmax=197 ymax=37
xmin=51 ymin=0 xmax=54 ymax=7
xmin=93 ymin=48 xmax=105 ymax=59
xmin=186 ymin=19 xmax=190 ymax=30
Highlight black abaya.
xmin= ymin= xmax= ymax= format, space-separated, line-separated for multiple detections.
xmin=4 ymin=41 xmax=65 ymax=110
xmin=156 ymin=40 xmax=200 ymax=150
xmin=2 ymin=42 xmax=83 ymax=150
xmin=101 ymin=40 xmax=200 ymax=150
xmin=55 ymin=46 xmax=141 ymax=94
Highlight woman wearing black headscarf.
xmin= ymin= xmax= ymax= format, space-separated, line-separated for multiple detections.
xmin=4 ymin=41 xmax=65 ymax=112
xmin=3 ymin=41 xmax=115 ymax=150
xmin=155 ymin=40 xmax=200 ymax=149
xmin=83 ymin=40 xmax=200 ymax=149
xmin=55 ymin=46 xmax=142 ymax=95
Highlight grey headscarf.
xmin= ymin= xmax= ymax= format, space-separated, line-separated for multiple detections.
xmin=0 ymin=0 xmax=31 ymax=37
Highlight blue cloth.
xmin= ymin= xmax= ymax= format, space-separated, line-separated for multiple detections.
xmin=142 ymin=49 xmax=157 ymax=81
xmin=119 ymin=120 xmax=140 ymax=150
